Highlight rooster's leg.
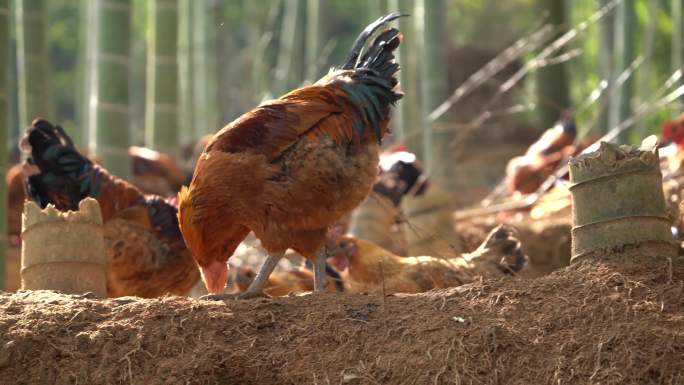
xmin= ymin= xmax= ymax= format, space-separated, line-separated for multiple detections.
xmin=200 ymin=253 xmax=283 ymax=301
xmin=313 ymin=248 xmax=328 ymax=292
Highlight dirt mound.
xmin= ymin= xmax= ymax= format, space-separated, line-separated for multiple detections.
xmin=1 ymin=253 xmax=682 ymax=385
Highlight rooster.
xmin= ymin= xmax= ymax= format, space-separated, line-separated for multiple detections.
xmin=179 ymin=13 xmax=404 ymax=299
xmin=21 ymin=118 xmax=200 ymax=298
xmin=505 ymin=116 xmax=577 ymax=194
xmin=327 ymin=226 xmax=526 ymax=295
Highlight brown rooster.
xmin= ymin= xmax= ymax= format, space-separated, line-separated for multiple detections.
xmin=179 ymin=14 xmax=404 ymax=299
xmin=21 ymin=118 xmax=200 ymax=298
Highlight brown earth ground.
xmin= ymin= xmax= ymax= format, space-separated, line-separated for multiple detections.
xmin=0 ymin=251 xmax=682 ymax=385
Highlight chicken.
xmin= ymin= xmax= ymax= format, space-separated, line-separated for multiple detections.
xmin=327 ymin=225 xmax=526 ymax=295
xmin=505 ymin=117 xmax=577 ymax=194
xmin=234 ymin=263 xmax=344 ymax=297
xmin=129 ymin=146 xmax=188 ymax=196
xmin=179 ymin=14 xmax=404 ymax=299
xmin=374 ymin=144 xmax=429 ymax=206
xmin=21 ymin=118 xmax=200 ymax=298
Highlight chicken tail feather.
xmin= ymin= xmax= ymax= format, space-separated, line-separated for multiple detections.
xmin=337 ymin=13 xmax=406 ymax=144
xmin=21 ymin=118 xmax=102 ymax=210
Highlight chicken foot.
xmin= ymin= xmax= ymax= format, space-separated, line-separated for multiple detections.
xmin=200 ymin=253 xmax=283 ymax=300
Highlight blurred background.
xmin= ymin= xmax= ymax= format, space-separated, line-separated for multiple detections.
xmin=1 ymin=0 xmax=684 ymax=288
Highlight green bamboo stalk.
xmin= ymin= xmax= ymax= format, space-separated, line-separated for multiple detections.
xmin=85 ymin=0 xmax=132 ymax=179
xmin=597 ymin=0 xmax=615 ymax=134
xmin=417 ymin=0 xmax=448 ymax=183
xmin=177 ymin=0 xmax=193 ymax=145
xmin=74 ymin=0 xmax=89 ymax=149
xmin=213 ymin=0 xmax=231 ymax=123
xmin=673 ymin=0 xmax=684 ymax=107
xmin=190 ymin=0 xmax=207 ymax=137
xmin=386 ymin=0 xmax=404 ymax=141
xmin=535 ymin=0 xmax=570 ymax=130
xmin=400 ymin=0 xmax=422 ymax=154
xmin=144 ymin=0 xmax=179 ymax=156
xmin=274 ymin=0 xmax=299 ymax=96
xmin=190 ymin=0 xmax=219 ymax=135
xmin=304 ymin=0 xmax=319 ymax=82
xmin=636 ymin=0 xmax=657 ymax=137
xmin=7 ymin=6 xmax=18 ymax=152
xmin=15 ymin=0 xmax=50 ymax=127
xmin=0 ymin=0 xmax=9 ymax=290
xmin=611 ymin=0 xmax=635 ymax=143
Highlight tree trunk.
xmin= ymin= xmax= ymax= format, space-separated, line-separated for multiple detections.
xmin=144 ymin=0 xmax=179 ymax=156
xmin=611 ymin=0 xmax=635 ymax=143
xmin=597 ymin=0 xmax=615 ymax=134
xmin=85 ymin=0 xmax=132 ymax=179
xmin=0 ymin=0 xmax=9 ymax=290
xmin=535 ymin=0 xmax=570 ymax=131
xmin=15 ymin=0 xmax=51 ymax=127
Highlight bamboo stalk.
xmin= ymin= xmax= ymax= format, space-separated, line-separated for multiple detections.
xmin=535 ymin=0 xmax=570 ymax=130
xmin=144 ymin=0 xmax=179 ymax=156
xmin=14 ymin=0 xmax=51 ymax=127
xmin=304 ymin=0 xmax=320 ymax=83
xmin=673 ymin=0 xmax=684 ymax=107
xmin=611 ymin=0 xmax=635 ymax=143
xmin=85 ymin=0 xmax=133 ymax=179
xmin=386 ymin=0 xmax=404 ymax=141
xmin=274 ymin=0 xmax=300 ymax=96
xmin=74 ymin=0 xmax=88 ymax=149
xmin=636 ymin=0 xmax=658 ymax=138
xmin=177 ymin=0 xmax=193 ymax=145
xmin=417 ymin=0 xmax=448 ymax=185
xmin=0 ymin=0 xmax=9 ymax=290
xmin=597 ymin=0 xmax=615 ymax=134
xmin=399 ymin=0 xmax=420 ymax=150
xmin=190 ymin=0 xmax=219 ymax=135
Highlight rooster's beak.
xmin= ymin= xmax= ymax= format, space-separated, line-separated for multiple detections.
xmin=200 ymin=261 xmax=229 ymax=294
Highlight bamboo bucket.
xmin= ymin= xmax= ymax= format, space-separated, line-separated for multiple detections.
xmin=569 ymin=137 xmax=677 ymax=261
xmin=21 ymin=198 xmax=108 ymax=297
